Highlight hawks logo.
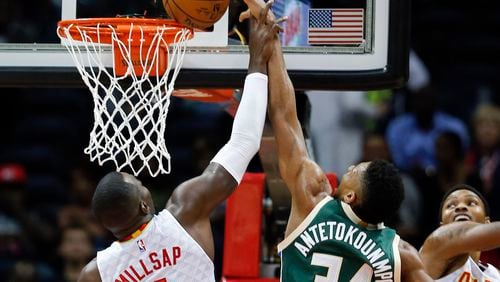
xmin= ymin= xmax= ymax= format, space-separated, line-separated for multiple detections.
xmin=137 ymin=239 xmax=146 ymax=252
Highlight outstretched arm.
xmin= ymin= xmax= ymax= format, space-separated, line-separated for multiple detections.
xmin=242 ymin=0 xmax=332 ymax=233
xmin=420 ymin=221 xmax=500 ymax=276
xmin=267 ymin=39 xmax=331 ymax=201
xmin=166 ymin=4 xmax=278 ymax=260
xmin=242 ymin=1 xmax=332 ymax=230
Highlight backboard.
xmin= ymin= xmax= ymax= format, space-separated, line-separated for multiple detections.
xmin=0 ymin=0 xmax=409 ymax=90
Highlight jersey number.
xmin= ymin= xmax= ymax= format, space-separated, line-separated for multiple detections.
xmin=311 ymin=253 xmax=373 ymax=282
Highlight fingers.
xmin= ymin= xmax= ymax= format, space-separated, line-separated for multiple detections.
xmin=259 ymin=0 xmax=274 ymax=23
xmin=239 ymin=9 xmax=251 ymax=22
xmin=273 ymin=16 xmax=287 ymax=32
xmin=242 ymin=0 xmax=276 ymax=23
xmin=272 ymin=23 xmax=283 ymax=33
xmin=241 ymin=0 xmax=286 ymax=34
xmin=242 ymin=0 xmax=267 ymax=20
xmin=276 ymin=16 xmax=288 ymax=25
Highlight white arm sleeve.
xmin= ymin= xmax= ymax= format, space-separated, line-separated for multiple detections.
xmin=211 ymin=72 xmax=268 ymax=183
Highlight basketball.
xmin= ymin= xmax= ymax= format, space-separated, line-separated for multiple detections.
xmin=163 ymin=0 xmax=230 ymax=30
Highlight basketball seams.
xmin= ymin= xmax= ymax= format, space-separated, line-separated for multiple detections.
xmin=164 ymin=0 xmax=229 ymax=29
xmin=173 ymin=0 xmax=227 ymax=21
xmin=171 ymin=0 xmax=214 ymax=24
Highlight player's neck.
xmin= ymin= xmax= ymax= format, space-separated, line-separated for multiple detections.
xmin=340 ymin=200 xmax=384 ymax=229
xmin=117 ymin=214 xmax=153 ymax=241
xmin=470 ymin=251 xmax=482 ymax=264
xmin=119 ymin=222 xmax=149 ymax=242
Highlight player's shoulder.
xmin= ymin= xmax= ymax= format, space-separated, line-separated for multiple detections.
xmin=78 ymin=258 xmax=101 ymax=282
xmin=399 ymin=239 xmax=415 ymax=254
xmin=398 ymin=239 xmax=434 ymax=281
xmin=399 ymin=239 xmax=421 ymax=265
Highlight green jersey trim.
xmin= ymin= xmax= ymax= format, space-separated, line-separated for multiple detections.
xmin=277 ymin=196 xmax=332 ymax=253
xmin=392 ymin=234 xmax=402 ymax=282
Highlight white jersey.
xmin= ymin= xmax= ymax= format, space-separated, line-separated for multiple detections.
xmin=437 ymin=256 xmax=500 ymax=282
xmin=96 ymin=209 xmax=215 ymax=282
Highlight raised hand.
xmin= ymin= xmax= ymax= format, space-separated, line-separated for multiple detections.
xmin=247 ymin=0 xmax=286 ymax=74
xmin=240 ymin=0 xmax=285 ymax=25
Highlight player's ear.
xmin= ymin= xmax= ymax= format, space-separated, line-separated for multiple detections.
xmin=140 ymin=200 xmax=150 ymax=214
xmin=343 ymin=191 xmax=356 ymax=204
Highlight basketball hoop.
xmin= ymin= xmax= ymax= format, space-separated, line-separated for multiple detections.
xmin=57 ymin=18 xmax=193 ymax=176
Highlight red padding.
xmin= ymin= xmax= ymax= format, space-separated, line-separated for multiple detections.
xmin=326 ymin=172 xmax=338 ymax=195
xmin=223 ymin=173 xmax=265 ymax=278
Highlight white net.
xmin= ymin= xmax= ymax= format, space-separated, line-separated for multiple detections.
xmin=57 ymin=20 xmax=192 ymax=176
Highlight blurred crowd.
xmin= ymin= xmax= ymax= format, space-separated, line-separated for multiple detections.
xmin=0 ymin=89 xmax=233 ymax=281
xmin=1 ymin=0 xmax=500 ymax=281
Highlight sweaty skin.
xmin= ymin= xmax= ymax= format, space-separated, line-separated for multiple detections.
xmin=241 ymin=1 xmax=433 ymax=281
xmin=77 ymin=4 xmax=280 ymax=281
xmin=420 ymin=189 xmax=500 ymax=279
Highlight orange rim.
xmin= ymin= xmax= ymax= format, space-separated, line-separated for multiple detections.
xmin=172 ymin=89 xmax=235 ymax=102
xmin=57 ymin=17 xmax=193 ymax=44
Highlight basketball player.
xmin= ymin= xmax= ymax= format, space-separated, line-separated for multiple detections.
xmin=76 ymin=4 xmax=280 ymax=282
xmin=239 ymin=1 xmax=432 ymax=281
xmin=420 ymin=184 xmax=500 ymax=281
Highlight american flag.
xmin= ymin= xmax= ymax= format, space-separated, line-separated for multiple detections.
xmin=308 ymin=9 xmax=364 ymax=45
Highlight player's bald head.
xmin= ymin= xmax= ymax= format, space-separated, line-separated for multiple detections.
xmin=91 ymin=172 xmax=141 ymax=228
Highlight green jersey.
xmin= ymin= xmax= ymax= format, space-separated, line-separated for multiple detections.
xmin=278 ymin=197 xmax=401 ymax=282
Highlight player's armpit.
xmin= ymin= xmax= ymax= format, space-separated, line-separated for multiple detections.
xmin=293 ymin=159 xmax=332 ymax=203
xmin=166 ymin=162 xmax=237 ymax=226
xmin=165 ymin=163 xmax=236 ymax=261
xmin=78 ymin=258 xmax=101 ymax=282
